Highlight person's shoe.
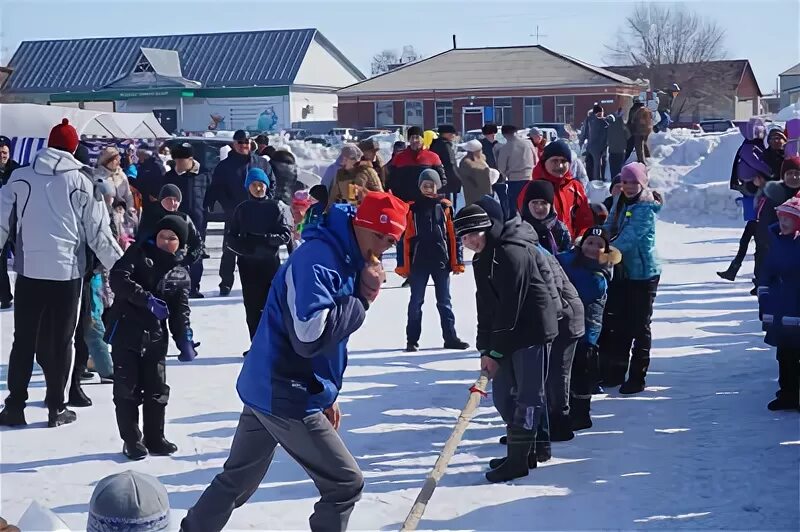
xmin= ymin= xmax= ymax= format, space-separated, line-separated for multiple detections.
xmin=219 ymin=286 xmax=231 ymax=297
xmin=48 ymin=407 xmax=77 ymax=427
xmin=444 ymin=339 xmax=470 ymax=350
xmin=619 ymin=379 xmax=646 ymax=395
xmin=534 ymin=440 xmax=552 ymax=462
xmin=99 ymin=374 xmax=114 ymax=384
xmin=123 ymin=440 xmax=148 ymax=461
xmin=68 ymin=386 xmax=93 ymax=407
xmin=189 ymin=290 xmax=204 ymax=299
xmin=489 ymin=452 xmax=538 ymax=470
xmin=716 ymin=268 xmax=738 ymax=281
xmin=80 ymin=369 xmax=95 ymax=381
xmin=549 ymin=416 xmax=575 ymax=442
xmin=569 ymin=398 xmax=593 ymax=431
xmin=499 ymin=435 xmax=507 ymax=445
xmin=591 ymin=384 xmax=605 ymax=395
xmin=0 ymin=407 xmax=27 ymax=426
xmin=0 ymin=300 xmax=11 ymax=310
xmin=600 ymin=376 xmax=625 ymax=388
xmin=145 ymin=437 xmax=178 ymax=456
xmin=768 ymin=395 xmax=800 ymax=411
xmin=486 ymin=428 xmax=535 ymax=483
xmin=405 ymin=342 xmax=419 ymax=352
xmin=401 ymin=279 xmax=410 ymax=288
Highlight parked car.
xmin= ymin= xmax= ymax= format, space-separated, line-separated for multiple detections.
xmin=328 ymin=128 xmax=356 ymax=142
xmin=699 ymin=119 xmax=737 ymax=133
xmin=283 ymin=128 xmax=309 ymax=140
xmin=355 ymin=128 xmax=390 ymax=141
xmin=529 ymin=122 xmax=577 ymax=141
xmin=305 ymin=135 xmax=337 ymax=147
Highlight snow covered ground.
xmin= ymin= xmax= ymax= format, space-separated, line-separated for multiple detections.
xmin=1 ymin=221 xmax=799 ymax=530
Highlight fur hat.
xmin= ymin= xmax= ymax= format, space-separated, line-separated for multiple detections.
xmin=620 ymin=162 xmax=649 ymax=187
xmin=418 ymin=168 xmax=442 ymax=190
xmin=48 ymin=118 xmax=80 ymax=154
xmin=97 ymin=146 xmax=121 ymax=168
xmin=453 ymin=204 xmax=492 ymax=237
xmin=88 ymin=470 xmax=170 ymax=532
xmin=158 ymin=184 xmax=182 ymax=202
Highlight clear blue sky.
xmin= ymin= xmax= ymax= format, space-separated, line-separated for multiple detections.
xmin=1 ymin=0 xmax=798 ymax=92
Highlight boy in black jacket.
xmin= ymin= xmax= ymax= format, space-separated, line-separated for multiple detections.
xmin=227 ymin=168 xmax=293 ymax=341
xmin=454 ymin=196 xmax=560 ymax=483
xmin=107 ymin=215 xmax=198 ymax=460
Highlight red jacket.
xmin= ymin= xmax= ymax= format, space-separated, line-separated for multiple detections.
xmin=518 ymin=160 xmax=594 ymax=239
xmin=387 ymin=148 xmax=445 ymax=203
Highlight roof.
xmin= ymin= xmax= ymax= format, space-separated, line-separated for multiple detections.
xmin=606 ymin=60 xmax=762 ymax=96
xmin=6 ymin=29 xmax=364 ymax=94
xmin=780 ymin=62 xmax=800 ymax=77
xmin=338 ymin=45 xmax=640 ymax=95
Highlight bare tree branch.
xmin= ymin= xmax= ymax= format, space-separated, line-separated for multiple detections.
xmin=370 ymin=46 xmax=422 ymax=76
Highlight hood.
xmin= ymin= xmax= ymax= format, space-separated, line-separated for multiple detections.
xmin=745 ymin=117 xmax=766 ymax=141
xmin=763 ymin=181 xmax=795 ymax=204
xmin=497 ymin=216 xmax=540 ymax=249
xmin=300 ymin=203 xmax=365 ymax=270
xmin=629 ymin=188 xmax=664 ymax=213
xmin=32 ymin=147 xmax=84 ymax=176
xmin=532 ymin=160 xmax=574 ymax=188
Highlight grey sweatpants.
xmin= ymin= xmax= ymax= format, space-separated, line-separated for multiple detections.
xmin=181 ymin=406 xmax=364 ymax=532
xmin=492 ymin=344 xmax=551 ymax=431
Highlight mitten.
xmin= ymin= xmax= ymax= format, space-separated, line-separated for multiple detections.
xmin=176 ymin=338 xmax=200 ymax=362
xmin=147 ymin=295 xmax=170 ymax=320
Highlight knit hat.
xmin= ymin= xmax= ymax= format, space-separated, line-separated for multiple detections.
xmin=98 ymin=146 xmax=121 ymax=167
xmin=620 ymin=162 xmax=649 ymax=186
xmin=233 ymin=129 xmax=248 ymax=142
xmin=482 ymin=124 xmax=498 ymax=135
xmin=781 ymin=156 xmax=800 ymax=177
xmin=244 ymin=167 xmax=271 ymax=190
xmin=171 ymin=142 xmax=192 ymax=160
xmin=48 ymin=118 xmax=80 ymax=154
xmin=542 ymin=140 xmax=572 ymax=163
xmin=407 ymin=126 xmax=423 ymax=138
xmin=353 ymin=191 xmax=409 ymax=241
xmin=501 ymin=125 xmax=518 ymax=135
xmin=418 ymin=168 xmax=442 ymax=190
xmin=523 ymin=180 xmax=555 ymax=205
xmin=87 ymin=470 xmax=170 ymax=532
xmin=438 ymin=124 xmax=457 ymax=135
xmin=776 ymin=196 xmax=800 ymax=225
xmin=529 ymin=127 xmax=543 ymax=138
xmin=155 ymin=214 xmax=189 ymax=249
xmin=158 ymin=184 xmax=182 ymax=203
xmin=309 ymin=184 xmax=329 ymax=205
xmin=453 ymin=204 xmax=492 ymax=237
xmin=460 ymin=139 xmax=483 ymax=153
xmin=96 ymin=179 xmax=116 ymax=198
xmin=580 ymin=226 xmax=610 ymax=251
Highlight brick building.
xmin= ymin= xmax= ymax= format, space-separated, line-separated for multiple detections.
xmin=337 ymin=45 xmax=644 ymax=133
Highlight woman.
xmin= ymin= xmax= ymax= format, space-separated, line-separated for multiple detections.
xmin=95 ymin=146 xmax=135 ymax=210
xmin=328 ymin=145 xmax=383 ymax=207
xmin=358 ymin=139 xmax=387 ymax=187
xmin=322 ymin=144 xmax=362 ymax=190
xmin=459 ymin=139 xmax=495 ymax=206
xmin=602 ymin=162 xmax=662 ymax=395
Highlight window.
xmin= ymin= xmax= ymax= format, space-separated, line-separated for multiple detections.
xmin=435 ymin=101 xmax=453 ymax=126
xmin=375 ymin=101 xmax=394 ymax=127
xmin=333 ymin=106 xmax=338 ymax=120
xmin=523 ymin=97 xmax=542 ymax=126
xmin=405 ymin=100 xmax=424 ymax=127
xmin=493 ymin=97 xmax=513 ymax=125
xmin=555 ymin=96 xmax=574 ymax=125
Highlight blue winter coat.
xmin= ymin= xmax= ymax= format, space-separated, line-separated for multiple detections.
xmin=236 ymin=204 xmax=367 ymax=419
xmin=604 ymin=189 xmax=662 ymax=280
xmin=759 ymin=224 xmax=800 ymax=348
xmin=557 ymin=248 xmax=612 ymax=346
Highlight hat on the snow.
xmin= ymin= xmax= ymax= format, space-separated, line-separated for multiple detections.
xmin=48 ymin=118 xmax=80 ymax=154
xmin=158 ymin=184 xmax=182 ymax=203
xmin=353 ymin=191 xmax=409 ymax=241
xmin=87 ymin=470 xmax=170 ymax=532
xmin=523 ymin=180 xmax=555 ymax=206
xmin=776 ymin=196 xmax=800 ymax=226
xmin=438 ymin=124 xmax=457 ymax=135
xmin=154 ymin=214 xmax=189 ymax=249
xmin=245 ymin=167 xmax=271 ymax=190
xmin=418 ymin=168 xmax=442 ymax=190
xmin=620 ymin=162 xmax=649 ymax=187
xmin=781 ymin=156 xmax=800 ymax=177
xmin=542 ymin=140 xmax=572 ymax=164
xmin=407 ymin=126 xmax=424 ymax=138
xmin=453 ymin=204 xmax=493 ymax=237
xmin=171 ymin=143 xmax=193 ymax=160
xmin=460 ymin=139 xmax=483 ymax=153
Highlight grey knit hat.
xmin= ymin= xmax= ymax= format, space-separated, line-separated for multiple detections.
xmin=87 ymin=470 xmax=170 ymax=532
xmin=418 ymin=168 xmax=442 ymax=191
xmin=158 ymin=184 xmax=182 ymax=202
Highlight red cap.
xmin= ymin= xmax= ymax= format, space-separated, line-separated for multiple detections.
xmin=353 ymin=191 xmax=409 ymax=241
xmin=48 ymin=118 xmax=80 ymax=154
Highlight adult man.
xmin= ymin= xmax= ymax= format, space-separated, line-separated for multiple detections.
xmin=386 ymin=126 xmax=445 ymax=203
xmin=181 ymin=192 xmax=409 ymax=532
xmin=581 ymin=105 xmax=613 ymax=182
xmin=654 ymin=83 xmax=680 ymax=133
xmin=163 ymin=143 xmax=211 ymax=297
xmin=430 ymin=125 xmax=462 ymax=208
xmin=255 ymin=134 xmax=272 ymax=157
xmin=528 ymin=127 xmax=547 ymax=162
xmin=0 ymin=139 xmax=20 ymax=309
xmin=495 ymin=125 xmax=534 ymax=218
xmin=607 ymin=109 xmax=630 ymax=179
xmin=206 ymin=130 xmax=273 ymax=296
xmin=0 ymin=119 xmax=122 ymax=428
xmin=134 ymin=143 xmax=166 ymax=215
xmin=480 ymin=124 xmax=508 ymax=215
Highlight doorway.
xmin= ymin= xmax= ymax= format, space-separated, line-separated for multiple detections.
xmin=462 ymin=106 xmax=484 ymax=134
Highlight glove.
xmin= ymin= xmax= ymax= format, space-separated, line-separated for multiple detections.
xmin=177 ymin=338 xmax=200 ymax=362
xmin=147 ymin=295 xmax=170 ymax=320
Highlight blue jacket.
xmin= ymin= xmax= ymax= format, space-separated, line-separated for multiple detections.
xmin=558 ymin=248 xmax=612 ymax=346
xmin=236 ymin=204 xmax=367 ymax=418
xmin=604 ymin=189 xmax=662 ymax=280
xmin=759 ymin=224 xmax=800 ymax=348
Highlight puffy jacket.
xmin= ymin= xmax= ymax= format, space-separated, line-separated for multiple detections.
xmin=759 ymin=224 xmax=800 ymax=348
xmin=480 ymin=138 xmax=499 ymax=170
xmin=0 ymin=148 xmax=122 ymax=281
xmin=730 ymin=139 xmax=772 ymax=190
xmin=607 ymin=116 xmax=630 ymax=154
xmin=520 ymin=161 xmax=594 ymax=239
xmin=208 ymin=151 xmax=273 ymax=216
xmin=459 ymin=154 xmax=493 ymax=206
xmin=236 ymin=204 xmax=368 ymax=419
xmin=429 ymin=137 xmax=462 ymax=194
xmin=558 ymin=248 xmax=617 ymax=346
xmin=387 ymin=148 xmax=445 ymax=203
xmin=605 ymin=189 xmax=663 ymax=280
xmin=539 ymin=246 xmax=585 ymax=340
xmin=496 ymin=136 xmax=534 ymax=182
xmin=94 ymin=165 xmax=135 ymax=210
xmin=137 ymin=206 xmax=204 ymax=266
xmin=395 ymin=196 xmax=463 ymax=276
xmin=226 ymin=196 xmax=292 ymax=266
xmin=163 ymin=159 xmax=212 ymax=230
xmin=328 ymin=165 xmax=383 ymax=207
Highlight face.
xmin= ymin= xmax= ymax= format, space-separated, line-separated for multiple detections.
xmin=778 ymin=214 xmax=799 ymax=235
xmin=621 ymin=177 xmax=644 ymax=198
xmin=161 ymin=197 xmax=180 ymax=212
xmin=527 ymin=199 xmax=551 ymax=221
xmin=115 ymin=205 xmax=125 ymax=216
xmin=174 ymin=157 xmax=193 ymax=173
xmin=408 ymin=135 xmax=423 ymax=150
xmin=105 ymin=154 xmax=121 ymax=171
xmin=768 ymin=135 xmax=786 ymax=151
xmin=233 ymin=139 xmax=251 ymax=155
xmin=462 ymin=231 xmax=487 ymax=253
xmin=355 ymin=227 xmax=397 ymax=259
xmin=0 ymin=145 xmax=9 ymax=164
xmin=532 ymin=134 xmax=543 ymax=145
xmin=249 ymin=180 xmax=267 ymax=198
xmin=156 ymin=229 xmax=180 ymax=254
xmin=442 ymin=132 xmax=456 ymax=142
xmin=783 ymin=170 xmax=800 ymax=189
xmin=581 ymin=235 xmax=605 ymax=260
xmin=342 ymin=154 xmax=358 ymax=170
xmin=419 ymin=181 xmax=438 ymax=198
xmin=545 ymin=156 xmax=570 ymax=178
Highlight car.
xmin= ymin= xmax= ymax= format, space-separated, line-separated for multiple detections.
xmin=283 ymin=128 xmax=309 ymax=140
xmin=699 ymin=119 xmax=737 ymax=133
xmin=529 ymin=122 xmax=577 ymax=141
xmin=328 ymin=128 xmax=356 ymax=141
xmin=354 ymin=129 xmax=390 ymax=141
xmin=304 ymin=135 xmax=337 ymax=147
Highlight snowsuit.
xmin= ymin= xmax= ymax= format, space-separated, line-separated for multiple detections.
xmin=395 ymin=196 xmax=464 ymax=346
xmin=387 ymin=147 xmax=445 ymax=203
xmin=226 ymin=195 xmax=293 ymax=340
xmin=182 ymin=204 xmax=368 ymax=532
xmin=106 ymin=241 xmax=192 ymax=447
xmin=519 ymin=161 xmax=594 ymax=239
xmin=137 ymin=206 xmax=205 ymax=271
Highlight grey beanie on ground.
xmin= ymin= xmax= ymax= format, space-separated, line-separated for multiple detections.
xmin=418 ymin=168 xmax=442 ymax=191
xmin=87 ymin=470 xmax=170 ymax=532
xmin=158 ymin=184 xmax=182 ymax=202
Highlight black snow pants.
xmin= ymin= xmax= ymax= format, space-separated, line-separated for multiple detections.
xmin=239 ymin=256 xmax=281 ymax=340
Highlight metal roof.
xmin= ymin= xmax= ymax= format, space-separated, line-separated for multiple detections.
xmin=6 ymin=28 xmax=363 ymax=94
xmin=780 ymin=62 xmax=800 ymax=77
xmin=338 ymin=45 xmax=639 ymax=95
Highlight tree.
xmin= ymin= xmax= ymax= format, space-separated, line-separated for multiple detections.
xmin=370 ymin=45 xmax=421 ymax=76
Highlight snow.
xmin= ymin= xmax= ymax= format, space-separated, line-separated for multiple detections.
xmin=2 ymin=220 xmax=799 ymax=531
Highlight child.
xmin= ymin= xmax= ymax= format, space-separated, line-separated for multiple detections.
xmin=758 ymin=197 xmax=800 ymax=411
xmin=396 ymin=169 xmax=468 ymax=352
xmin=112 ymin=200 xmax=137 ymax=250
xmin=558 ymin=227 xmax=621 ymax=429
xmin=291 ymin=189 xmax=313 ymax=244
xmin=226 ymin=168 xmax=293 ymax=341
xmin=603 ymin=162 xmax=662 ymax=394
xmin=520 ymin=180 xmax=573 ymax=254
xmin=106 ymin=214 xmax=197 ymax=460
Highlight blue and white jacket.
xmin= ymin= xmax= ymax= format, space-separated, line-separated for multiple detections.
xmin=604 ymin=189 xmax=662 ymax=281
xmin=759 ymin=224 xmax=800 ymax=349
xmin=236 ymin=204 xmax=367 ymax=418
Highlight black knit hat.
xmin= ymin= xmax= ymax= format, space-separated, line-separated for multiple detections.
xmin=255 ymin=134 xmax=270 ymax=145
xmin=523 ymin=180 xmax=555 ymax=205
xmin=501 ymin=124 xmax=518 ymax=135
xmin=159 ymin=184 xmax=182 ymax=202
xmin=438 ymin=124 xmax=457 ymax=135
xmin=542 ymin=140 xmax=572 ymax=164
xmin=407 ymin=126 xmax=423 ymax=138
xmin=155 ymin=214 xmax=189 ymax=249
xmin=481 ymin=124 xmax=498 ymax=135
xmin=453 ymin=204 xmax=492 ymax=237
xmin=580 ymin=226 xmax=610 ymax=251
xmin=171 ymin=142 xmax=193 ymax=160
xmin=592 ymin=104 xmax=604 ymax=114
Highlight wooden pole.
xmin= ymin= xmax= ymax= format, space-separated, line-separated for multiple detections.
xmin=400 ymin=371 xmax=489 ymax=531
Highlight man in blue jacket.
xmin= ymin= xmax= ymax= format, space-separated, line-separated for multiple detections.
xmin=181 ymin=191 xmax=409 ymax=532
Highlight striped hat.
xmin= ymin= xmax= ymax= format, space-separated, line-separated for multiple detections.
xmin=453 ymin=204 xmax=492 ymax=237
xmin=776 ymin=196 xmax=800 ymax=225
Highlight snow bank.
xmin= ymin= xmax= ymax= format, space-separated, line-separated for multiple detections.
xmin=776 ymin=102 xmax=800 ymax=121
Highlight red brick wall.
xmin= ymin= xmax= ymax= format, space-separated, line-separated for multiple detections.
xmin=512 ymin=98 xmax=524 ymax=128
xmin=423 ymin=100 xmax=436 ymax=129
xmin=542 ymin=96 xmax=555 ymax=122
xmin=338 ymin=102 xmax=374 ymax=128
xmin=393 ymin=101 xmax=405 ymax=125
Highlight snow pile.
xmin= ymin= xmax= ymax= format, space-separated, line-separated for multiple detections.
xmin=776 ymin=102 xmax=800 ymax=121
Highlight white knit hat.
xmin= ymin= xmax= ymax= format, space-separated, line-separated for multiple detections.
xmin=460 ymin=139 xmax=483 ymax=153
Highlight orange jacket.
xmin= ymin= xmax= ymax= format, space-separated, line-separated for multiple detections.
xmin=395 ymin=197 xmax=464 ymax=277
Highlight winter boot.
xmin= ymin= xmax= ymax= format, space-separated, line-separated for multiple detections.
xmin=619 ymin=379 xmax=646 ymax=395
xmin=219 ymin=286 xmax=231 ymax=297
xmin=405 ymin=342 xmax=419 ymax=353
xmin=189 ymin=290 xmax=204 ymax=299
xmin=444 ymin=338 xmax=470 ymax=350
xmin=549 ymin=414 xmax=575 ymax=442
xmin=123 ymin=440 xmax=148 ymax=461
xmin=144 ymin=403 xmax=178 ymax=456
xmin=68 ymin=384 xmax=93 ymax=407
xmin=716 ymin=261 xmax=741 ymax=281
xmin=0 ymin=300 xmax=11 ymax=310
xmin=569 ymin=397 xmax=593 ymax=431
xmin=534 ymin=440 xmax=552 ymax=463
xmin=621 ymin=355 xmax=648 ymax=395
xmin=486 ymin=427 xmax=535 ymax=483
xmin=489 ymin=452 xmax=538 ymax=470
xmin=0 ymin=406 xmax=27 ymax=426
xmin=48 ymin=407 xmax=77 ymax=427
xmin=767 ymin=395 xmax=800 ymax=411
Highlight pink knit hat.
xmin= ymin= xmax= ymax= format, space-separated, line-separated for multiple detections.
xmin=776 ymin=196 xmax=800 ymax=226
xmin=620 ymin=162 xmax=649 ymax=187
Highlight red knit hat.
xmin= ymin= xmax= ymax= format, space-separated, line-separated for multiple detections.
xmin=781 ymin=156 xmax=800 ymax=178
xmin=776 ymin=196 xmax=800 ymax=226
xmin=48 ymin=118 xmax=80 ymax=153
xmin=353 ymin=192 xmax=409 ymax=241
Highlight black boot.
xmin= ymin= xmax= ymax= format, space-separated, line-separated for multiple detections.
xmin=123 ymin=440 xmax=148 ymax=461
xmin=48 ymin=407 xmax=77 ymax=427
xmin=549 ymin=414 xmax=575 ymax=442
xmin=534 ymin=440 xmax=552 ymax=462
xmin=767 ymin=395 xmax=800 ymax=411
xmin=444 ymin=338 xmax=470 ymax=350
xmin=486 ymin=427 xmax=535 ymax=483
xmin=144 ymin=403 xmax=178 ymax=456
xmin=68 ymin=383 xmax=93 ymax=407
xmin=0 ymin=406 xmax=27 ymax=426
xmin=619 ymin=379 xmax=646 ymax=395
xmin=570 ymin=397 xmax=593 ymax=431
xmin=716 ymin=261 xmax=741 ymax=281
xmin=405 ymin=342 xmax=419 ymax=352
xmin=620 ymin=355 xmax=648 ymax=395
xmin=489 ymin=452 xmax=538 ymax=470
